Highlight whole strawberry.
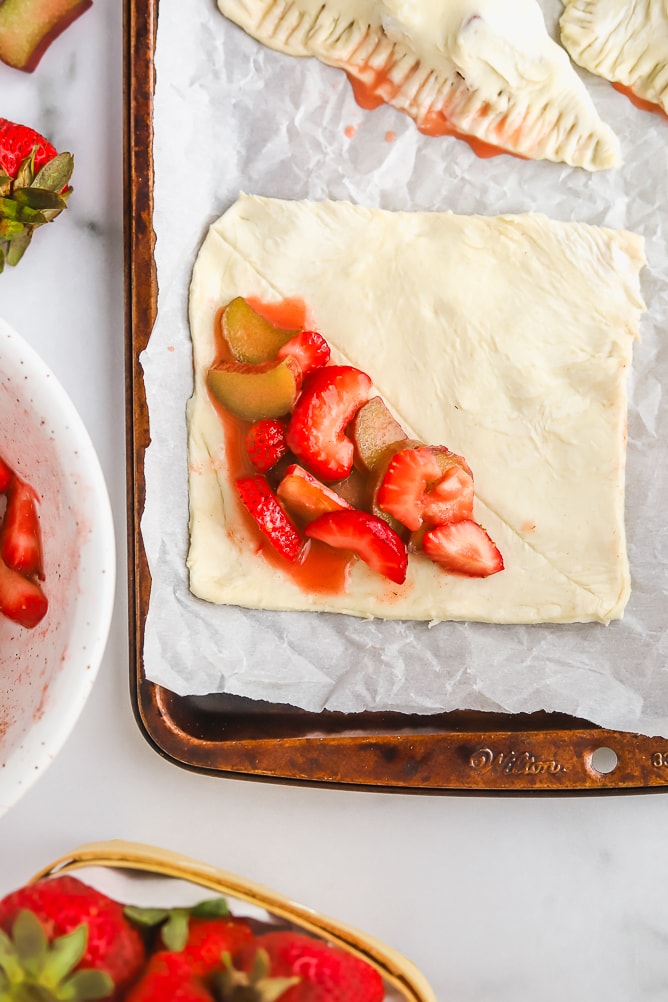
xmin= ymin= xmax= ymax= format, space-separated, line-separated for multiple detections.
xmin=124 ymin=903 xmax=254 ymax=1002
xmin=123 ymin=950 xmax=216 ymax=1002
xmin=0 ymin=875 xmax=146 ymax=999
xmin=217 ymin=930 xmax=386 ymax=1002
xmin=0 ymin=117 xmax=73 ymax=270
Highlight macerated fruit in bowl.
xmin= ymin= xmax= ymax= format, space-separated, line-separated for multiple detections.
xmin=1 ymin=478 xmax=45 ymax=578
xmin=0 ymin=0 xmax=92 ymax=72
xmin=0 ymin=117 xmax=73 ymax=271
xmin=0 ymin=556 xmax=48 ymax=628
xmin=0 ymin=459 xmax=48 ymax=628
xmin=0 ymin=875 xmax=145 ymax=1000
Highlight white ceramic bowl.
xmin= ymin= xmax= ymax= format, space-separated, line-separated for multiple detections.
xmin=0 ymin=319 xmax=115 ymax=816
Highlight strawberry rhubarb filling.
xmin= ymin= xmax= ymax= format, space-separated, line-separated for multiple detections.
xmin=205 ymin=297 xmax=503 ymax=589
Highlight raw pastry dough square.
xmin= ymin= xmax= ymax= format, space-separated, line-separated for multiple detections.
xmin=187 ymin=195 xmax=645 ymax=625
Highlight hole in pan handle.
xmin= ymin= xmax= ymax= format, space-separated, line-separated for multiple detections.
xmin=588 ymin=746 xmax=619 ymax=776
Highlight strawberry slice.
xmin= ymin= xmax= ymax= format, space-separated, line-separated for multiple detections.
xmin=0 ymin=554 xmax=48 ymax=628
xmin=244 ymin=418 xmax=288 ymax=473
xmin=277 ymin=464 xmax=352 ymax=523
xmin=235 ymin=475 xmax=304 ymax=562
xmin=376 ymin=446 xmax=441 ymax=531
xmin=421 ymin=463 xmax=474 ymax=527
xmin=305 ymin=509 xmax=408 ymax=584
xmin=0 ymin=456 xmax=13 ymax=492
xmin=286 ymin=365 xmax=372 ymax=482
xmin=277 ymin=329 xmax=331 ymax=377
xmin=377 ymin=446 xmax=474 ymax=530
xmin=1 ymin=477 xmax=44 ymax=579
xmin=422 ymin=519 xmax=504 ymax=577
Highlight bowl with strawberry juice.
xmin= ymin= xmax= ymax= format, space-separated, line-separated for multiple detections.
xmin=0 ymin=318 xmax=115 ymax=816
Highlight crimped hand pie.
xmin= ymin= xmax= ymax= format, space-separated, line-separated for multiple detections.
xmin=187 ymin=195 xmax=646 ymax=625
xmin=560 ymin=0 xmax=668 ymax=115
xmin=217 ymin=0 xmax=620 ymax=169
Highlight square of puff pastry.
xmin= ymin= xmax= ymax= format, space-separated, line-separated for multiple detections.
xmin=560 ymin=0 xmax=668 ymax=116
xmin=187 ymin=195 xmax=646 ymax=625
xmin=217 ymin=0 xmax=620 ymax=169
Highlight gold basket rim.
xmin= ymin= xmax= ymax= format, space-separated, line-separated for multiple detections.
xmin=30 ymin=839 xmax=436 ymax=1002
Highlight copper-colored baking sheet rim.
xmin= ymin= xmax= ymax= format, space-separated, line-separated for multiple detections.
xmin=123 ymin=0 xmax=668 ymax=794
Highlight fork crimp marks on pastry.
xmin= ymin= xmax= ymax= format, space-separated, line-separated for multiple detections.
xmin=218 ymin=0 xmax=621 ymax=169
xmin=560 ymin=0 xmax=668 ymax=116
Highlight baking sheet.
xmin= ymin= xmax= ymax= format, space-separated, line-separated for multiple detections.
xmin=139 ymin=0 xmax=668 ymax=736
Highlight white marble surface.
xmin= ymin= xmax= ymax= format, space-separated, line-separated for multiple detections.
xmin=2 ymin=2 xmax=668 ymax=1000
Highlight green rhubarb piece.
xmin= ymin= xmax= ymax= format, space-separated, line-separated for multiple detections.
xmin=0 ymin=0 xmax=93 ymax=72
xmin=207 ymin=356 xmax=302 ymax=421
xmin=352 ymin=395 xmax=408 ymax=473
xmin=222 ymin=298 xmax=298 ymax=364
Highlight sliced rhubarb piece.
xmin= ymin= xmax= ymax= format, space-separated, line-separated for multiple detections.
xmin=277 ymin=464 xmax=352 ymax=523
xmin=330 ymin=467 xmax=368 ymax=510
xmin=0 ymin=478 xmax=44 ymax=579
xmin=207 ymin=355 xmax=302 ymax=421
xmin=221 ymin=297 xmax=297 ymax=363
xmin=305 ymin=509 xmax=408 ymax=584
xmin=352 ymin=396 xmax=408 ymax=473
xmin=0 ymin=0 xmax=92 ymax=72
xmin=422 ymin=520 xmax=504 ymax=578
xmin=277 ymin=329 xmax=331 ymax=377
xmin=0 ymin=554 xmax=48 ymax=628
xmin=245 ymin=418 xmax=288 ymax=473
xmin=235 ymin=475 xmax=304 ymax=562
xmin=286 ymin=365 xmax=372 ymax=482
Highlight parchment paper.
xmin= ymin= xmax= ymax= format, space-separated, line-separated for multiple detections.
xmin=141 ymin=0 xmax=668 ymax=735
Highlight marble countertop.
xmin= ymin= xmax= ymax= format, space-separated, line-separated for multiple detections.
xmin=2 ymin=2 xmax=668 ymax=999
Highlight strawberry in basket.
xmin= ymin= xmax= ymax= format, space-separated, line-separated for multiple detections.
xmin=0 ymin=875 xmax=145 ymax=999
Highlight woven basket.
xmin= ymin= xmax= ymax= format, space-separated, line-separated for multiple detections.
xmin=31 ymin=839 xmax=436 ymax=1002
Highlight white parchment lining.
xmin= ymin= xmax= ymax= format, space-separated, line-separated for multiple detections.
xmin=141 ymin=0 xmax=668 ymax=736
